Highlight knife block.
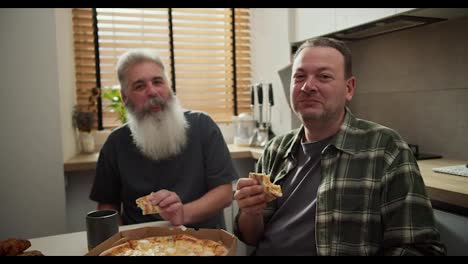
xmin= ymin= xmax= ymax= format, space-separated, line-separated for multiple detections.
xmin=249 ymin=122 xmax=275 ymax=147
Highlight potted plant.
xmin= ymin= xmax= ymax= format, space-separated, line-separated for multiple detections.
xmin=72 ymin=87 xmax=100 ymax=153
xmin=73 ymin=108 xmax=95 ymax=133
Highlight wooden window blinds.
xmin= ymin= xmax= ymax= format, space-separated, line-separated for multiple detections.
xmin=72 ymin=8 xmax=251 ymax=128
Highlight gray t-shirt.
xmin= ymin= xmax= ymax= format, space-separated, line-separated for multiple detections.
xmin=90 ymin=111 xmax=238 ymax=229
xmin=255 ymin=136 xmax=331 ymax=256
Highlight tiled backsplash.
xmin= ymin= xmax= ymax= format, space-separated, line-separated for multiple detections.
xmin=348 ymin=16 xmax=468 ymax=159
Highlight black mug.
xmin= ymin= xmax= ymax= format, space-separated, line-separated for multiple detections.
xmin=86 ymin=209 xmax=119 ymax=250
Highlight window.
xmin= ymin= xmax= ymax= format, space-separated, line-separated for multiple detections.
xmin=72 ymin=8 xmax=251 ymax=129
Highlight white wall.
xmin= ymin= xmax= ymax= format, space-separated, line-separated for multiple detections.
xmin=0 ymin=8 xmax=67 ymax=239
xmin=56 ymin=8 xmax=79 ymax=162
xmin=292 ymin=8 xmax=336 ymax=42
xmin=250 ymin=8 xmax=295 ymax=135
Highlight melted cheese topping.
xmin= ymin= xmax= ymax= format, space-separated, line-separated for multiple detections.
xmin=103 ymin=235 xmax=228 ymax=256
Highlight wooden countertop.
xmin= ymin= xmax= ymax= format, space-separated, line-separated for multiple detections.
xmin=63 ymin=144 xmax=263 ymax=172
xmin=64 ymin=147 xmax=468 ymax=211
xmin=417 ymin=159 xmax=468 ymax=210
xmin=225 ymin=144 xmax=263 ymax=160
xmin=64 ymin=152 xmax=100 ymax=172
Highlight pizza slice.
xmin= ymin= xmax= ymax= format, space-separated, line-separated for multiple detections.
xmin=201 ymin=239 xmax=228 ymax=256
xmin=152 ymin=236 xmax=176 ymax=256
xmin=0 ymin=238 xmax=32 ymax=256
xmin=174 ymin=234 xmax=204 ymax=256
xmin=136 ymin=192 xmax=161 ymax=215
xmin=101 ymin=241 xmax=133 ymax=256
xmin=248 ymin=172 xmax=283 ymax=202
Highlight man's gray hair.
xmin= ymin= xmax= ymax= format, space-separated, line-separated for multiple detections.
xmin=116 ymin=49 xmax=169 ymax=91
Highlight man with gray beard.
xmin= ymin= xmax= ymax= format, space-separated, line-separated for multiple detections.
xmin=90 ymin=49 xmax=238 ymax=229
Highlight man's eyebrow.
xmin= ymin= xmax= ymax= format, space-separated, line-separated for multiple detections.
xmin=293 ymin=68 xmax=305 ymax=74
xmin=316 ymin=66 xmax=334 ymax=72
xmin=293 ymin=66 xmax=333 ymax=74
xmin=131 ymin=79 xmax=144 ymax=85
xmin=131 ymin=76 xmax=163 ymax=85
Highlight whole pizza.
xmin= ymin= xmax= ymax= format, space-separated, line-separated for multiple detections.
xmin=99 ymin=234 xmax=229 ymax=256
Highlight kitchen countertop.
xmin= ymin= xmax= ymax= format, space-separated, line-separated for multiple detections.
xmin=416 ymin=159 xmax=468 ymax=212
xmin=64 ymin=146 xmax=468 ymax=213
xmin=63 ymin=144 xmax=264 ymax=172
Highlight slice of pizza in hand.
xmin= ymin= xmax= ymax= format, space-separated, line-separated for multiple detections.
xmin=248 ymin=172 xmax=283 ymax=202
xmin=136 ymin=192 xmax=161 ymax=215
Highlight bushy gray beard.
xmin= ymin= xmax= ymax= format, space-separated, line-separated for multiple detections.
xmin=126 ymin=96 xmax=189 ymax=161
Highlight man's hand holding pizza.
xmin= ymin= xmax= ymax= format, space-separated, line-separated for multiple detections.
xmin=233 ymin=173 xmax=282 ymax=246
xmin=234 ymin=173 xmax=282 ymax=215
xmin=234 ymin=178 xmax=267 ymax=216
xmin=136 ymin=190 xmax=184 ymax=226
xmin=149 ymin=190 xmax=184 ymax=226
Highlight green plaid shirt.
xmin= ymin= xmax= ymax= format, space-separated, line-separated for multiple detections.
xmin=235 ymin=108 xmax=446 ymax=256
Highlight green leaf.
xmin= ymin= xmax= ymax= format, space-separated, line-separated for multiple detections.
xmin=102 ymin=87 xmax=127 ymax=124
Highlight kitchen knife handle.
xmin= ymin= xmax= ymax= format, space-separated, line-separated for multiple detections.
xmin=250 ymin=85 xmax=255 ymax=106
xmin=268 ymin=83 xmax=274 ymax=106
xmin=257 ymin=84 xmax=263 ymax=105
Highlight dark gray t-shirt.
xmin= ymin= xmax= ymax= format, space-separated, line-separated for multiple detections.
xmin=255 ymin=137 xmax=331 ymax=256
xmin=90 ymin=111 xmax=238 ymax=229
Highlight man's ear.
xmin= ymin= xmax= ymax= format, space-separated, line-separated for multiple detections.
xmin=345 ymin=76 xmax=356 ymax=102
xmin=120 ymin=89 xmax=128 ymax=105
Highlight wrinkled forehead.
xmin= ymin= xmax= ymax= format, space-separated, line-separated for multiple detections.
xmin=292 ymin=46 xmax=345 ymax=72
xmin=127 ymin=61 xmax=166 ymax=80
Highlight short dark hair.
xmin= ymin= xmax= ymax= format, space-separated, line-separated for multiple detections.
xmin=294 ymin=37 xmax=352 ymax=79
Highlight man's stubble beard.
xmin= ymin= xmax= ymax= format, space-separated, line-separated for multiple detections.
xmin=294 ymin=102 xmax=341 ymax=128
xmin=126 ymin=95 xmax=189 ymax=161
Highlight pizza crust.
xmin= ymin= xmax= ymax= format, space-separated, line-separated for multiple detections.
xmin=248 ymin=172 xmax=283 ymax=202
xmin=99 ymin=234 xmax=228 ymax=256
xmin=136 ymin=193 xmax=161 ymax=215
xmin=0 ymin=238 xmax=32 ymax=256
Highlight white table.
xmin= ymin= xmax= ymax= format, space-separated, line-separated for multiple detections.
xmin=28 ymin=221 xmax=173 ymax=256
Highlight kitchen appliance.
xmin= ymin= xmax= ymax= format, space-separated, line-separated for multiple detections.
xmin=232 ymin=113 xmax=256 ymax=146
xmin=432 ymin=165 xmax=468 ymax=177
